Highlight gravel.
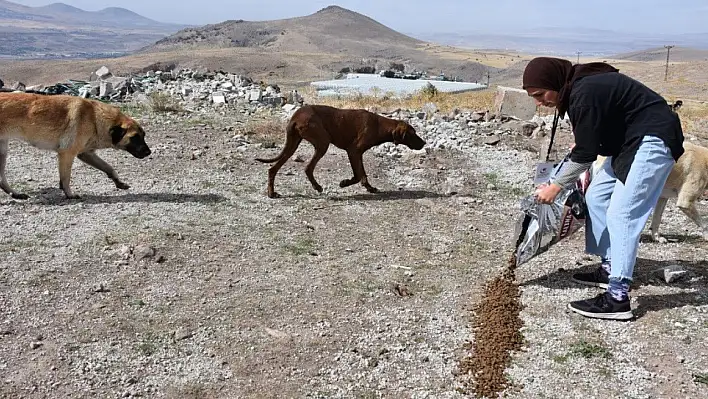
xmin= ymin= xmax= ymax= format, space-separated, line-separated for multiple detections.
xmin=1 ymin=101 xmax=706 ymax=398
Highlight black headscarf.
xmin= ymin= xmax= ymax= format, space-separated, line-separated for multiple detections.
xmin=522 ymin=57 xmax=619 ymax=117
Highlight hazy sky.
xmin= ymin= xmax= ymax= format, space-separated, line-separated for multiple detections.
xmin=10 ymin=0 xmax=707 ymax=35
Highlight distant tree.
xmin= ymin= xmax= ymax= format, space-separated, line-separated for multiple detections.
xmin=354 ymin=66 xmax=376 ymax=74
xmin=389 ymin=62 xmax=405 ymax=72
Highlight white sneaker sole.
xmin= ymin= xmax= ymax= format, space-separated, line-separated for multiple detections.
xmin=567 ymin=304 xmax=634 ymax=320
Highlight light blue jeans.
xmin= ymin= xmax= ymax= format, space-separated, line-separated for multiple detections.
xmin=584 ymin=135 xmax=675 ymax=281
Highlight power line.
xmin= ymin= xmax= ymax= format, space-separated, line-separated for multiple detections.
xmin=664 ymin=45 xmax=674 ymax=81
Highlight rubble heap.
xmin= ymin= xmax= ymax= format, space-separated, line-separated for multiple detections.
xmin=14 ymin=65 xmax=305 ymax=111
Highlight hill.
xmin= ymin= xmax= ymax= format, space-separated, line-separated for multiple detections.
xmin=612 ymin=46 xmax=708 ymax=62
xmin=131 ymin=5 xmax=500 ymax=84
xmin=0 ymin=0 xmax=187 ymax=58
xmin=143 ymin=5 xmax=422 ymax=55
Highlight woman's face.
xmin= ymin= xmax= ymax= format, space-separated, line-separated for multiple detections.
xmin=525 ymin=87 xmax=559 ymax=108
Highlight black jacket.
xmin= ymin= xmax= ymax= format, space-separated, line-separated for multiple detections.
xmin=567 ymin=72 xmax=684 ymax=183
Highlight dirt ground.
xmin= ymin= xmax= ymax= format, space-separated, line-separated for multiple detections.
xmin=1 ymin=110 xmax=707 ymax=399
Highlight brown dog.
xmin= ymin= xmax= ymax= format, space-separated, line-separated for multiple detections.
xmin=0 ymin=92 xmax=151 ymax=199
xmin=256 ymin=104 xmax=426 ymax=198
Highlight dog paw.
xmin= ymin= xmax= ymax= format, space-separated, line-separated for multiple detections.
xmin=314 ymin=184 xmax=323 ymax=193
xmin=366 ymin=186 xmax=379 ymax=193
xmin=268 ymin=191 xmax=281 ymax=199
xmin=339 ymin=179 xmax=353 ymax=188
xmin=115 ymin=182 xmax=131 ymax=190
xmin=11 ymin=193 xmax=29 ymax=200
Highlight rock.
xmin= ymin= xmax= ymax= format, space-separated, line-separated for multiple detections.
xmin=211 ymin=91 xmax=226 ymax=104
xmin=660 ymin=265 xmax=688 ymax=284
xmin=282 ymin=104 xmax=297 ymax=112
xmin=248 ymin=89 xmax=262 ymax=102
xmin=470 ymin=112 xmax=485 ymax=122
xmin=92 ymin=282 xmax=110 ymax=293
xmin=494 ymin=85 xmax=538 ymax=120
xmin=100 ymin=81 xmax=114 ymax=97
xmin=134 ymin=245 xmax=156 ymax=261
xmin=484 ymin=135 xmax=501 ymax=146
xmin=532 ymin=125 xmax=545 ymax=139
xmin=173 ymin=329 xmax=193 ymax=341
xmin=521 ymin=122 xmax=539 ymax=136
xmin=95 ymin=66 xmax=112 ymax=80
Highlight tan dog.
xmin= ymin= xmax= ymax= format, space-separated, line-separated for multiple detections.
xmin=256 ymin=104 xmax=426 ymax=198
xmin=593 ymin=141 xmax=708 ymax=241
xmin=0 ymin=92 xmax=151 ymax=199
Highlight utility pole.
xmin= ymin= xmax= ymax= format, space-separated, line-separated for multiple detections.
xmin=576 ymin=51 xmax=581 ymax=64
xmin=664 ymin=45 xmax=674 ymax=81
xmin=486 ymin=70 xmax=490 ymax=87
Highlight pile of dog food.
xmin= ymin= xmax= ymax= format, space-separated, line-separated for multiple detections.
xmin=458 ymin=252 xmax=525 ymax=397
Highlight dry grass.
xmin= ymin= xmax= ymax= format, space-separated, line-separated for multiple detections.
xmin=309 ymin=88 xmax=497 ymax=115
xmin=241 ymin=115 xmax=288 ymax=143
xmin=675 ymin=101 xmax=708 ymax=137
xmin=418 ymin=43 xmax=530 ymax=69
xmin=148 ymin=92 xmax=184 ymax=113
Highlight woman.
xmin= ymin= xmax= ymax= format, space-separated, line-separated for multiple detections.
xmin=522 ymin=57 xmax=684 ymax=320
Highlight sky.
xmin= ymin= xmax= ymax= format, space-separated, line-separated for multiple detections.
xmin=9 ymin=0 xmax=708 ymax=35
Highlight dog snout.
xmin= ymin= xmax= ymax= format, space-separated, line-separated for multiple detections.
xmin=409 ymin=135 xmax=426 ymax=150
xmin=133 ymin=146 xmax=152 ymax=159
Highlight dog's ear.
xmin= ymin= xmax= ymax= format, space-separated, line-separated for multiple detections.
xmin=110 ymin=125 xmax=126 ymax=145
xmin=392 ymin=122 xmax=407 ymax=142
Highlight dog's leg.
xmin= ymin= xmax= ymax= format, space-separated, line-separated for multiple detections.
xmin=78 ymin=151 xmax=130 ymax=190
xmin=266 ymin=133 xmax=302 ymax=199
xmin=341 ymin=150 xmax=377 ymax=193
xmin=57 ymin=152 xmax=79 ymax=199
xmin=0 ymin=139 xmax=28 ymax=200
xmin=305 ymin=142 xmax=329 ymax=194
xmin=340 ymin=150 xmax=363 ymax=188
xmin=677 ymin=185 xmax=708 ymax=240
xmin=649 ymin=196 xmax=669 ymax=243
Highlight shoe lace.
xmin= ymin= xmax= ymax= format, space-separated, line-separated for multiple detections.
xmin=593 ymin=293 xmax=610 ymax=307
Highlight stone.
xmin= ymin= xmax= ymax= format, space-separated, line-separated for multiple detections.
xmin=470 ymin=112 xmax=485 ymax=122
xmin=661 ymin=265 xmax=687 ymax=284
xmin=99 ymin=81 xmax=114 ymax=97
xmin=95 ymin=66 xmax=112 ymax=80
xmin=521 ymin=122 xmax=539 ymax=136
xmin=248 ymin=89 xmax=262 ymax=102
xmin=134 ymin=245 xmax=156 ymax=261
xmin=211 ymin=91 xmax=226 ymax=104
xmin=484 ymin=135 xmax=501 ymax=146
xmin=494 ymin=85 xmax=538 ymax=120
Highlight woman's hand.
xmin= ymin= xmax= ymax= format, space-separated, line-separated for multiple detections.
xmin=534 ymin=183 xmax=563 ymax=204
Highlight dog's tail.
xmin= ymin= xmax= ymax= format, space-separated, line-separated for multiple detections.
xmin=254 ymin=120 xmax=297 ymax=163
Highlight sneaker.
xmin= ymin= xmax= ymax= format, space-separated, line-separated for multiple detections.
xmin=572 ymin=267 xmax=609 ymax=289
xmin=567 ymin=292 xmax=634 ymax=320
